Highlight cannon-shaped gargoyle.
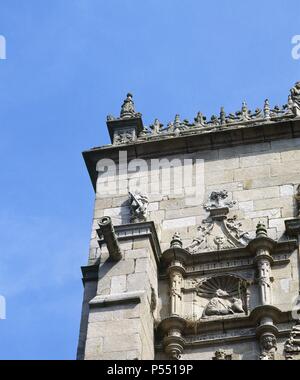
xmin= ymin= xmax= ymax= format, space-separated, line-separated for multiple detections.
xmin=97 ymin=216 xmax=122 ymax=261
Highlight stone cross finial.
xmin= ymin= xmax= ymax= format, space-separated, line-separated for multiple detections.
xmin=256 ymin=222 xmax=268 ymax=238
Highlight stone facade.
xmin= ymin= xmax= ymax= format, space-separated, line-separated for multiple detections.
xmin=77 ymin=83 xmax=300 ymax=360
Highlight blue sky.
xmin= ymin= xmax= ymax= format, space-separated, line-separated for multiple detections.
xmin=0 ymin=0 xmax=299 ymax=359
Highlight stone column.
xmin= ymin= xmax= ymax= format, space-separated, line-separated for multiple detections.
xmin=256 ymin=317 xmax=278 ymax=360
xmin=162 ymin=233 xmax=186 ymax=360
xmin=254 ymin=223 xmax=273 ymax=306
xmin=167 ymin=234 xmax=184 ymax=317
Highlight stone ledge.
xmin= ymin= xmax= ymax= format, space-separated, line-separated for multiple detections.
xmin=98 ymin=221 xmax=161 ymax=264
xmin=89 ymin=291 xmax=146 ymax=308
xmin=83 ymin=118 xmax=300 ymax=191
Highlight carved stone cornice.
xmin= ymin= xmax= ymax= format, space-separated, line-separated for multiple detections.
xmin=160 ymin=239 xmax=297 ymax=272
xmin=83 ymin=118 xmax=300 ymax=191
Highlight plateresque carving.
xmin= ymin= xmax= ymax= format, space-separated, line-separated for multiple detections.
xmin=128 ymin=82 xmax=300 ymax=142
xmin=259 ymin=333 xmax=277 ymax=360
xmin=284 ymin=322 xmax=300 ymax=360
xmin=113 ymin=129 xmax=135 ymax=145
xmin=129 ymin=191 xmax=149 ymax=223
xmin=196 ymin=275 xmax=248 ymax=318
xmin=186 ymin=191 xmax=250 ymax=253
xmin=204 ymin=190 xmax=236 ymax=211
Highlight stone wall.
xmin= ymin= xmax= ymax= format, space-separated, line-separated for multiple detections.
xmin=79 ymin=135 xmax=300 ymax=360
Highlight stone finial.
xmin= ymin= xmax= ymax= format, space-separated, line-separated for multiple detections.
xmin=194 ymin=112 xmax=206 ymax=126
xmin=170 ymin=232 xmax=183 ymax=249
xmin=150 ymin=118 xmax=163 ymax=135
xmin=241 ymin=101 xmax=250 ymax=121
xmin=256 ymin=222 xmax=268 ymax=238
xmin=120 ymin=93 xmax=138 ymax=119
xmin=264 ymin=99 xmax=271 ymax=120
xmin=220 ymin=107 xmax=226 ymax=125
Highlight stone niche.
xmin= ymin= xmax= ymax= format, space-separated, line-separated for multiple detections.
xmin=155 ymin=193 xmax=298 ymax=360
xmin=183 ymin=274 xmax=249 ymax=321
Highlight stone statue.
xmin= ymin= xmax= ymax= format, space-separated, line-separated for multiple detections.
xmin=203 ymin=289 xmax=244 ymax=317
xmin=290 ymin=82 xmax=300 ymax=109
xmin=259 ymin=333 xmax=277 ymax=360
xmin=257 ymin=258 xmax=272 ymax=305
xmin=170 ymin=272 xmax=183 ymax=316
xmin=129 ymin=191 xmax=149 ymax=222
xmin=120 ymin=93 xmax=136 ymax=119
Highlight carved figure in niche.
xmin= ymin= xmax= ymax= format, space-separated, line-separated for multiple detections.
xmin=129 ymin=191 xmax=149 ymax=222
xmin=203 ymin=289 xmax=244 ymax=317
xmin=197 ymin=275 xmax=247 ymax=319
xmin=290 ymin=82 xmax=300 ymax=109
xmin=170 ymin=272 xmax=182 ymax=316
xmin=259 ymin=333 xmax=277 ymax=360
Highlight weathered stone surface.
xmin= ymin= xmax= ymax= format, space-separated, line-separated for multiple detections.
xmin=79 ymin=87 xmax=300 ymax=361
